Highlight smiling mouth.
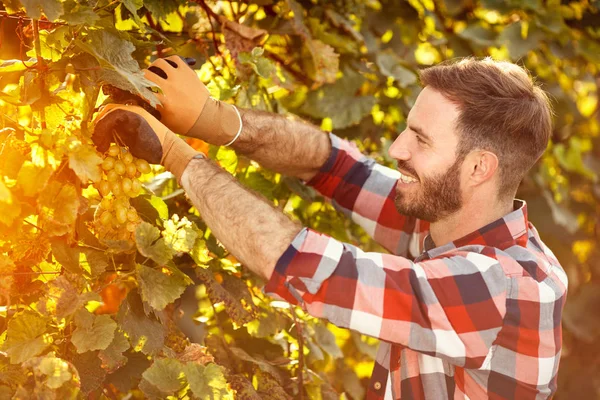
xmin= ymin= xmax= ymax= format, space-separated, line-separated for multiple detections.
xmin=398 ymin=171 xmax=418 ymax=184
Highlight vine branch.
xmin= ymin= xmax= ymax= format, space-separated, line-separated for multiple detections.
xmin=31 ymin=19 xmax=46 ymax=129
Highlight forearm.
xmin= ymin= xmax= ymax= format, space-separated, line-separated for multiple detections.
xmin=231 ymin=108 xmax=331 ymax=182
xmin=180 ymin=156 xmax=302 ymax=280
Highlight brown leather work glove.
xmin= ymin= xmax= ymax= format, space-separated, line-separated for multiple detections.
xmin=92 ymin=104 xmax=201 ymax=183
xmin=144 ymin=56 xmax=242 ymax=146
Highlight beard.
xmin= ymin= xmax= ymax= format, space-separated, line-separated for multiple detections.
xmin=394 ymin=157 xmax=463 ymax=223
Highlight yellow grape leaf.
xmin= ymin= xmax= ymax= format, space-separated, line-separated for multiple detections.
xmin=69 ymin=143 xmax=103 ymax=183
xmin=0 ymin=180 xmax=12 ymax=203
xmin=17 ymin=161 xmax=52 ymax=197
xmin=71 ymin=309 xmax=117 ymax=353
xmin=1 ymin=310 xmax=51 ymax=364
xmin=135 ymin=222 xmax=173 ymax=265
xmin=38 ymin=181 xmax=79 ymax=235
xmin=302 ymin=39 xmax=339 ymax=85
xmin=136 ymin=264 xmax=192 ymax=311
xmin=162 ymin=215 xmax=198 ymax=254
xmin=36 ymin=355 xmax=73 ymax=389
xmin=0 ymin=253 xmax=15 ymax=291
xmin=0 ymin=197 xmax=22 ymax=227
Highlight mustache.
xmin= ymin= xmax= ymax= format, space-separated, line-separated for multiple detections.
xmin=396 ymin=160 xmax=418 ymax=178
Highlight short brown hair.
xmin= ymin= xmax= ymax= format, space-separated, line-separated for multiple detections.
xmin=419 ymin=57 xmax=553 ymax=202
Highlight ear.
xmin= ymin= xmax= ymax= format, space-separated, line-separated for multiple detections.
xmin=465 ymin=150 xmax=499 ymax=185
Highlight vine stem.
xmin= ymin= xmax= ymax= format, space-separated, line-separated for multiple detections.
xmin=291 ymin=309 xmax=305 ymax=400
xmin=31 ymin=19 xmax=46 ymax=130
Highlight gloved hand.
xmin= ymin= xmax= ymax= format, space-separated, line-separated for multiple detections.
xmin=143 ymin=55 xmax=242 ymax=146
xmin=92 ymin=104 xmax=202 ymax=183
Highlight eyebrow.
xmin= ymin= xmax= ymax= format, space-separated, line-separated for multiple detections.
xmin=408 ymin=124 xmax=432 ymax=143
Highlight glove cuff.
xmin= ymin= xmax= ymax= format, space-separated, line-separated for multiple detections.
xmin=186 ymin=98 xmax=241 ymax=146
xmin=161 ymin=131 xmax=203 ymax=184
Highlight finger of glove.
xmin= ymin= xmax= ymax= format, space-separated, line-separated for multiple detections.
xmin=94 ymin=109 xmax=164 ymax=165
xmin=148 ymin=58 xmax=175 ymax=78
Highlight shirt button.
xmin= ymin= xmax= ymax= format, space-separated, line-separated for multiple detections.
xmin=374 ymin=381 xmax=382 ymax=390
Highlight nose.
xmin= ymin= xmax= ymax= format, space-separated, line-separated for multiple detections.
xmin=388 ymin=130 xmax=411 ymax=161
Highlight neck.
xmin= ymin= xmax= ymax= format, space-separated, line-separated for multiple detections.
xmin=429 ymin=197 xmax=514 ymax=248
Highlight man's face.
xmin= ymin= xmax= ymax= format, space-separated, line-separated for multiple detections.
xmin=388 ymin=87 xmax=464 ymax=223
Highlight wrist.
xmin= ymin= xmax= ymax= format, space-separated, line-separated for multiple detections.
xmin=187 ymin=99 xmax=242 ymax=146
xmin=161 ymin=131 xmax=204 ymax=184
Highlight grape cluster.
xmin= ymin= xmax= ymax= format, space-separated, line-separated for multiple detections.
xmin=94 ymin=144 xmax=151 ymax=242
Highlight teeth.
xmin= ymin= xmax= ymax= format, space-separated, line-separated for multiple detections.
xmin=399 ymin=172 xmax=418 ymax=184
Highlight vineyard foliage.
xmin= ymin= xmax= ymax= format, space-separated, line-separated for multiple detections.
xmin=0 ymin=0 xmax=598 ymax=398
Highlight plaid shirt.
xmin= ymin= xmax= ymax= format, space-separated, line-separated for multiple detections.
xmin=265 ymin=133 xmax=569 ymax=399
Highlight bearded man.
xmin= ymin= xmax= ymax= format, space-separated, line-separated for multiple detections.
xmin=93 ymin=57 xmax=568 ymax=399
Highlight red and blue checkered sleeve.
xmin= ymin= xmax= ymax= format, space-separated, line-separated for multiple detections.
xmin=305 ymin=133 xmax=426 ymax=256
xmin=264 ymin=228 xmax=508 ymax=368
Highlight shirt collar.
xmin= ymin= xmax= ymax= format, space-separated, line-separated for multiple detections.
xmin=422 ymin=199 xmax=529 ymax=259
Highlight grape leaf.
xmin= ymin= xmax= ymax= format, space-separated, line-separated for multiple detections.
xmin=21 ymin=0 xmax=64 ymax=21
xmin=313 ymin=324 xmax=343 ymax=359
xmin=229 ymin=347 xmax=284 ymax=385
xmin=38 ymin=182 xmax=79 ymax=235
xmin=122 ymin=0 xmax=144 ymax=14
xmin=60 ymin=1 xmax=99 ymax=26
xmin=71 ymin=351 xmax=106 ymax=395
xmin=17 ymin=161 xmax=52 ymax=197
xmin=136 ymin=264 xmax=192 ymax=311
xmin=117 ymin=290 xmax=165 ymax=355
xmin=37 ymin=355 xmax=73 ymax=389
xmin=130 ymin=194 xmax=169 ymax=225
xmin=184 ymin=362 xmax=229 ymax=400
xmin=299 ymin=67 xmax=376 ymax=129
xmin=0 ymin=254 xmax=15 ymax=292
xmin=71 ymin=309 xmax=117 ymax=353
xmin=135 ymin=222 xmax=173 ymax=265
xmin=1 ymin=310 xmax=50 ymax=364
xmin=302 ymin=40 xmax=339 ymax=85
xmin=75 ymin=30 xmax=159 ymax=106
xmin=191 ymin=238 xmax=212 ymax=266
xmin=99 ymin=330 xmax=130 ymax=373
xmin=49 ymin=276 xmax=84 ymax=319
xmin=105 ymin=351 xmax=151 ymax=392
xmin=0 ymin=180 xmax=12 ymax=203
xmin=177 ymin=344 xmax=215 ymax=365
xmin=163 ymin=215 xmax=198 ymax=253
xmin=141 ymin=358 xmax=185 ymax=393
xmin=376 ymin=49 xmax=418 ymax=87
xmin=68 ymin=143 xmax=103 ymax=183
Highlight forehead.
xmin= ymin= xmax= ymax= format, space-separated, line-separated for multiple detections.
xmin=408 ymin=86 xmax=461 ymax=146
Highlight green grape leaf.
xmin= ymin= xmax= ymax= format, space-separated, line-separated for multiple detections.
xmin=51 ymin=240 xmax=82 ymax=274
xmin=136 ymin=264 xmax=192 ymax=311
xmin=99 ymin=330 xmax=130 ymax=373
xmin=163 ymin=215 xmax=198 ymax=253
xmin=61 ymin=1 xmax=99 ymax=26
xmin=131 ymin=194 xmax=169 ymax=225
xmin=499 ymin=21 xmax=545 ymax=60
xmin=376 ymin=49 xmax=418 ymax=87
xmin=141 ymin=358 xmax=185 ymax=393
xmin=313 ymin=324 xmax=343 ymax=359
xmin=68 ymin=143 xmax=103 ymax=183
xmin=457 ymin=23 xmax=497 ymax=47
xmin=21 ymin=0 xmax=64 ymax=21
xmin=71 ymin=309 xmax=117 ymax=353
xmin=17 ymin=161 xmax=52 ymax=197
xmin=37 ymin=355 xmax=73 ymax=389
xmin=117 ymin=290 xmax=166 ymax=355
xmin=122 ymin=0 xmax=144 ymax=14
xmin=71 ymin=351 xmax=107 ymax=395
xmin=2 ymin=310 xmax=50 ymax=364
xmin=135 ymin=222 xmax=174 ymax=265
xmin=75 ymin=30 xmax=159 ymax=106
xmin=184 ymin=363 xmax=229 ymax=400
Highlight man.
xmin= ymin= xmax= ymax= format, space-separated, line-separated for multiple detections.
xmin=93 ymin=57 xmax=568 ymax=399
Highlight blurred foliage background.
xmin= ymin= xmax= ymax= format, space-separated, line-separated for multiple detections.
xmin=0 ymin=0 xmax=598 ymax=398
